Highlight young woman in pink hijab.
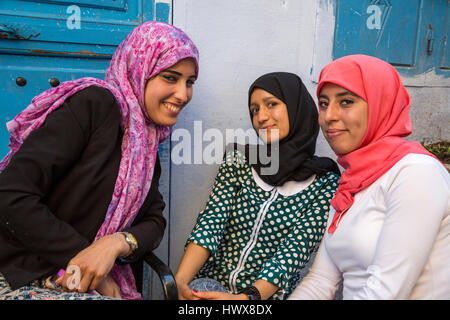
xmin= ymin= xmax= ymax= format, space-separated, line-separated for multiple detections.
xmin=0 ymin=21 xmax=199 ymax=300
xmin=289 ymin=54 xmax=449 ymax=300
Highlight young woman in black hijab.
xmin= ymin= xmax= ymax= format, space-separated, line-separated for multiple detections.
xmin=175 ymin=72 xmax=340 ymax=300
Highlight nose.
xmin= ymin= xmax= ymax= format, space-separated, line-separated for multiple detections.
xmin=256 ymin=106 xmax=270 ymax=124
xmin=173 ymin=82 xmax=190 ymax=103
xmin=322 ymin=101 xmax=340 ymax=123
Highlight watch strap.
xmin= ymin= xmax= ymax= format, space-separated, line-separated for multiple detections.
xmin=238 ymin=285 xmax=261 ymax=300
xmin=119 ymin=231 xmax=138 ymax=256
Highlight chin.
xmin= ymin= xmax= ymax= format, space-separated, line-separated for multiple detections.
xmin=153 ymin=116 xmax=178 ymax=127
xmin=262 ymin=138 xmax=280 ymax=145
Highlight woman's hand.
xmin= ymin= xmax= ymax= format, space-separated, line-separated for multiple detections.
xmin=175 ymin=242 xmax=211 ymax=300
xmin=95 ymin=274 xmax=122 ymax=298
xmin=191 ymin=290 xmax=249 ymax=300
xmin=56 ymin=233 xmax=130 ymax=294
xmin=177 ymin=281 xmax=200 ymax=300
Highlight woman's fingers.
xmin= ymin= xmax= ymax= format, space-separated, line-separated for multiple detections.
xmin=191 ymin=290 xmax=226 ymax=300
xmin=179 ymin=283 xmax=199 ymax=300
xmin=96 ymin=275 xmax=122 ymax=298
xmin=57 ymin=263 xmax=107 ymax=293
xmin=58 ymin=234 xmax=121 ymax=292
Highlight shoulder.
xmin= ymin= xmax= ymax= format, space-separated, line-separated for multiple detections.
xmin=223 ymin=144 xmax=248 ymax=168
xmin=387 ymin=154 xmax=449 ymax=186
xmin=373 ymin=154 xmax=450 ymax=205
xmin=66 ymin=85 xmax=117 ymax=107
xmin=317 ymin=171 xmax=340 ymax=190
xmin=64 ymin=85 xmax=120 ymax=131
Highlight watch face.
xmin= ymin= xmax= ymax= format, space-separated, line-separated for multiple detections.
xmin=128 ymin=234 xmax=138 ymax=246
xmin=123 ymin=232 xmax=138 ymax=250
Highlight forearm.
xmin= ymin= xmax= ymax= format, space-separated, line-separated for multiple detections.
xmin=251 ymin=279 xmax=279 ymax=300
xmin=175 ymin=242 xmax=211 ymax=285
xmin=0 ymin=96 xmax=93 ymax=268
xmin=0 ymin=191 xmax=91 ymax=268
xmin=122 ymin=156 xmax=167 ymax=262
xmin=122 ymin=215 xmax=166 ymax=261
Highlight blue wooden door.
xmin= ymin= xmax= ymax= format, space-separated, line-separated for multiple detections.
xmin=333 ymin=0 xmax=450 ymax=80
xmin=0 ymin=0 xmax=171 ymax=158
xmin=0 ymin=0 xmax=172 ymax=299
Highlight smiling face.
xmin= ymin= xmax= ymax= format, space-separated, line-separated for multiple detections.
xmin=144 ymin=58 xmax=197 ymax=126
xmin=318 ymin=83 xmax=369 ymax=155
xmin=249 ymin=88 xmax=290 ymax=144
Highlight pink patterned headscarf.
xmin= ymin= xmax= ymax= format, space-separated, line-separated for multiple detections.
xmin=0 ymin=21 xmax=199 ymax=299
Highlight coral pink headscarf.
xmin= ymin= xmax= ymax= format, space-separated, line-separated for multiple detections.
xmin=0 ymin=21 xmax=199 ymax=299
xmin=317 ymin=55 xmax=438 ymax=234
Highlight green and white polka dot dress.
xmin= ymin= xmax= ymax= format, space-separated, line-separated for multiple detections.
xmin=186 ymin=150 xmax=339 ymax=299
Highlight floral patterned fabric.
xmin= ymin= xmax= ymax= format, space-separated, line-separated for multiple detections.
xmin=0 ymin=272 xmax=118 ymax=300
xmin=186 ymin=150 xmax=339 ymax=299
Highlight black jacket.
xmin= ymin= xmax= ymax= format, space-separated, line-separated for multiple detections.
xmin=0 ymin=86 xmax=166 ymax=292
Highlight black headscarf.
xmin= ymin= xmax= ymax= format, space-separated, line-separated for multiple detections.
xmin=245 ymin=72 xmax=340 ymax=186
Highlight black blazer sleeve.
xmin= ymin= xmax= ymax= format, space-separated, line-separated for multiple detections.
xmin=0 ymin=86 xmax=117 ymax=269
xmin=122 ymin=155 xmax=167 ymax=262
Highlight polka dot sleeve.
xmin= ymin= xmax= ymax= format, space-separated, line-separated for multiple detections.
xmin=257 ymin=173 xmax=340 ymax=293
xmin=186 ymin=151 xmax=240 ymax=254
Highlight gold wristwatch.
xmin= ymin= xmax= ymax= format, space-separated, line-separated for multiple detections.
xmin=120 ymin=232 xmax=138 ymax=257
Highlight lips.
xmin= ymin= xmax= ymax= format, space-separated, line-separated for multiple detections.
xmin=326 ymin=129 xmax=346 ymax=138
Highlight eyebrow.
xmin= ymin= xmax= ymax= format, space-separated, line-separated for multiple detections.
xmin=319 ymin=90 xmax=359 ymax=99
xmin=250 ymin=96 xmax=279 ymax=105
xmin=164 ymin=69 xmax=197 ymax=79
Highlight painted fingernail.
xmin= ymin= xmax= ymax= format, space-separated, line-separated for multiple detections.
xmin=192 ymin=289 xmax=198 ymax=293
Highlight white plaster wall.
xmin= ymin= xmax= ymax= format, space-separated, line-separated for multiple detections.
xmin=169 ymin=0 xmax=449 ymax=272
xmin=169 ymin=0 xmax=333 ymax=270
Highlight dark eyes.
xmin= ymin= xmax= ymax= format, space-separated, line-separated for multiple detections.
xmin=161 ymin=74 xmax=196 ymax=87
xmin=250 ymin=106 xmax=259 ymax=115
xmin=341 ymin=99 xmax=354 ymax=106
xmin=250 ymin=101 xmax=278 ymax=115
xmin=318 ymin=101 xmax=328 ymax=109
xmin=318 ymin=99 xmax=354 ymax=109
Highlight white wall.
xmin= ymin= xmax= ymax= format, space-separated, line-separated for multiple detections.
xmin=169 ymin=0 xmax=449 ymax=271
xmin=169 ymin=0 xmax=332 ymax=270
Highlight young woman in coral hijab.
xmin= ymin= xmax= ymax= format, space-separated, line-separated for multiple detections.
xmin=289 ymin=54 xmax=449 ymax=300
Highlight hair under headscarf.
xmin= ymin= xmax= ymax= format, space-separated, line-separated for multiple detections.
xmin=246 ymin=72 xmax=340 ymax=186
xmin=317 ymin=55 xmax=439 ymax=234
xmin=0 ymin=21 xmax=199 ymax=299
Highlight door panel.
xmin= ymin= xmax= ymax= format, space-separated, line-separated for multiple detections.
xmin=333 ymin=0 xmax=449 ymax=81
xmin=0 ymin=0 xmax=155 ymax=158
xmin=334 ymin=0 xmax=421 ymax=66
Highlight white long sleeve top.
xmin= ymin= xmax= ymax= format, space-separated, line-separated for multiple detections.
xmin=288 ymin=154 xmax=450 ymax=300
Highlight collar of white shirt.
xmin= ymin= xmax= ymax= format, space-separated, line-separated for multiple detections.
xmin=251 ymin=167 xmax=316 ymax=197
